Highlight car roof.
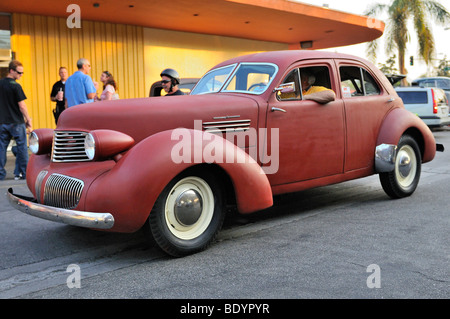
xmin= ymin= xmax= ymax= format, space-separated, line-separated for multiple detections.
xmin=395 ymin=87 xmax=445 ymax=93
xmin=395 ymin=87 xmax=431 ymax=90
xmin=212 ymin=50 xmax=370 ymax=71
xmin=413 ymin=77 xmax=450 ymax=81
xmin=207 ymin=49 xmax=396 ymax=96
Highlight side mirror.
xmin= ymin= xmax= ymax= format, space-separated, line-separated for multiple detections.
xmin=274 ymin=82 xmax=295 ymax=93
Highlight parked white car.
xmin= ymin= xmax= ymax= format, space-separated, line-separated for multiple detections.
xmin=395 ymin=87 xmax=450 ymax=128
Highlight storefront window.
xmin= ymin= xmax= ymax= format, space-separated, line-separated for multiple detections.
xmin=0 ymin=14 xmax=12 ymax=78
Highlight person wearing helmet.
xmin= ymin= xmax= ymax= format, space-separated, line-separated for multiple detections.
xmin=160 ymin=68 xmax=184 ymax=96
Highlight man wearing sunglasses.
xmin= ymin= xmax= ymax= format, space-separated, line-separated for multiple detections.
xmin=0 ymin=60 xmax=32 ymax=180
xmin=160 ymin=68 xmax=184 ymax=96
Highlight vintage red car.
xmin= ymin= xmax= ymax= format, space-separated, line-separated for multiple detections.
xmin=8 ymin=50 xmax=442 ymax=257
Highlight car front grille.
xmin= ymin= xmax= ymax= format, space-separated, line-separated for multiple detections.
xmin=43 ymin=174 xmax=84 ymax=209
xmin=52 ymin=131 xmax=90 ymax=162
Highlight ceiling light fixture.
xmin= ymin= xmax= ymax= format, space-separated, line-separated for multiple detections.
xmin=300 ymin=41 xmax=313 ymax=49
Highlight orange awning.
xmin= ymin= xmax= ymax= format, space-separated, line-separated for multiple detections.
xmin=0 ymin=0 xmax=384 ymax=50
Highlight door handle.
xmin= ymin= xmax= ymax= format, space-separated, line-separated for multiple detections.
xmin=271 ymin=107 xmax=287 ymax=113
xmin=387 ymin=97 xmax=395 ymax=102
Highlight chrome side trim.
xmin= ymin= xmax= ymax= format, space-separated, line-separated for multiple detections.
xmin=213 ymin=115 xmax=240 ymax=120
xmin=375 ymin=143 xmax=397 ymax=173
xmin=7 ymin=188 xmax=114 ymax=229
xmin=35 ymin=170 xmax=48 ymax=203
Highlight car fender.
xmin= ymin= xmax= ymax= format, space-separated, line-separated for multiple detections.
xmin=85 ymin=129 xmax=273 ymax=232
xmin=376 ymin=108 xmax=436 ymax=163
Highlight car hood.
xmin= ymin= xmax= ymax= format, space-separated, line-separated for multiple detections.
xmin=57 ymin=94 xmax=261 ymax=143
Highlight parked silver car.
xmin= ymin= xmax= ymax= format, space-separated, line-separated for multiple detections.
xmin=412 ymin=77 xmax=450 ymax=103
xmin=396 ymin=87 xmax=450 ymax=128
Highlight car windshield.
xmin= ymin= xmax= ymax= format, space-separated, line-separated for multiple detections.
xmin=191 ymin=63 xmax=277 ymax=95
xmin=417 ymin=79 xmax=450 ymax=90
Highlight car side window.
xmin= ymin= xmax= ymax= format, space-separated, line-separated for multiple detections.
xmin=277 ymin=66 xmax=332 ymax=101
xmin=436 ymin=79 xmax=450 ymax=90
xmin=421 ymin=80 xmax=435 ymax=88
xmin=340 ymin=66 xmax=381 ymax=97
xmin=434 ymin=89 xmax=447 ymax=104
xmin=277 ymin=69 xmax=301 ymax=100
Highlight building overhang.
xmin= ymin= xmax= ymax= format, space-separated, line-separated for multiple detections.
xmin=0 ymin=0 xmax=384 ymax=50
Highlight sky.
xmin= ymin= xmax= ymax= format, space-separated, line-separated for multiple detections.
xmin=294 ymin=0 xmax=450 ymax=81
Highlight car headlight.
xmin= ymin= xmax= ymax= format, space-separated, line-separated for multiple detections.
xmin=84 ymin=130 xmax=134 ymax=161
xmin=29 ymin=129 xmax=54 ymax=155
xmin=84 ymin=133 xmax=96 ymax=160
xmin=29 ymin=131 xmax=39 ymax=154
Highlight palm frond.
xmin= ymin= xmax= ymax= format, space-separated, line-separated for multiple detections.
xmin=366 ymin=39 xmax=379 ymax=62
xmin=364 ymin=3 xmax=389 ymax=16
xmin=367 ymin=0 xmax=450 ymax=68
xmin=424 ymin=0 xmax=450 ymax=24
xmin=413 ymin=1 xmax=436 ymax=63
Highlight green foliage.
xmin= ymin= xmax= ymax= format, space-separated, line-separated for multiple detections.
xmin=378 ymin=55 xmax=399 ymax=74
xmin=435 ymin=56 xmax=450 ymax=76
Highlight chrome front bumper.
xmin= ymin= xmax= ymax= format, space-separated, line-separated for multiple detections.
xmin=7 ymin=188 xmax=114 ymax=229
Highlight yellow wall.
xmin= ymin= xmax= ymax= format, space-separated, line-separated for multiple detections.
xmin=10 ymin=13 xmax=288 ymax=130
xmin=11 ymin=13 xmax=146 ymax=129
xmin=143 ymin=28 xmax=287 ymax=93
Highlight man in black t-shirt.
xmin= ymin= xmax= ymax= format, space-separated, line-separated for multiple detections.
xmin=0 ymin=60 xmax=32 ymax=180
xmin=50 ymin=66 xmax=69 ymax=124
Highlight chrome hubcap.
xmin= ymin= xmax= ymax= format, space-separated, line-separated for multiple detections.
xmin=398 ymin=152 xmax=411 ymax=177
xmin=395 ymin=145 xmax=416 ymax=188
xmin=165 ymin=176 xmax=214 ymax=240
xmin=174 ymin=189 xmax=203 ymax=226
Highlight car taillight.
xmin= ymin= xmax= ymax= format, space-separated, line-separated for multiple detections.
xmin=432 ymin=89 xmax=438 ymax=114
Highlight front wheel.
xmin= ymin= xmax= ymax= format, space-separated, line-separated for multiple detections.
xmin=147 ymin=169 xmax=225 ymax=257
xmin=379 ymin=135 xmax=421 ymax=199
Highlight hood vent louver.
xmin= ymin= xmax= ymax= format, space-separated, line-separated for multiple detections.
xmin=202 ymin=119 xmax=251 ymax=134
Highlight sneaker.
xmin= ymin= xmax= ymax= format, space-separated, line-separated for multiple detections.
xmin=14 ymin=174 xmax=25 ymax=180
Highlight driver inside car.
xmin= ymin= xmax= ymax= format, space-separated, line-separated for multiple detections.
xmin=300 ymin=70 xmax=336 ymax=104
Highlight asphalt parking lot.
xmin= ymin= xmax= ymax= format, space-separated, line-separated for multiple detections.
xmin=0 ymin=130 xmax=449 ymax=302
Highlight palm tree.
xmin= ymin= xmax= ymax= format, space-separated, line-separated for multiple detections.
xmin=365 ymin=0 xmax=450 ymax=84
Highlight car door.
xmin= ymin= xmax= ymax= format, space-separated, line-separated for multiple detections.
xmin=265 ymin=60 xmax=345 ymax=187
xmin=337 ymin=61 xmax=395 ymax=172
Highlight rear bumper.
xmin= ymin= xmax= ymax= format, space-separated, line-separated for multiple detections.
xmin=375 ymin=143 xmax=397 ymax=173
xmin=375 ymin=142 xmax=444 ymax=173
xmin=420 ymin=116 xmax=450 ymax=127
xmin=7 ymin=188 xmax=114 ymax=229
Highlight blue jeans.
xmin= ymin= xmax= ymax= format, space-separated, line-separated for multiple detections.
xmin=0 ymin=123 xmax=29 ymax=180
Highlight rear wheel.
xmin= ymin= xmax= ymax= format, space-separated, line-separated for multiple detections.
xmin=147 ymin=169 xmax=225 ymax=257
xmin=379 ymin=135 xmax=421 ymax=198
